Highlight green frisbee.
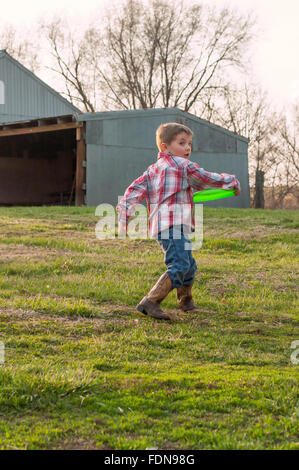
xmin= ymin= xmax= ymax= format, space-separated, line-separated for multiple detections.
xmin=193 ymin=188 xmax=236 ymax=203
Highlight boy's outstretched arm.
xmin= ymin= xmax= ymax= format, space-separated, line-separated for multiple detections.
xmin=116 ymin=172 xmax=148 ymax=235
xmin=187 ymin=161 xmax=241 ymax=194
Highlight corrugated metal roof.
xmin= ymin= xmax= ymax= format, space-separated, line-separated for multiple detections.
xmin=79 ymin=108 xmax=249 ymax=142
xmin=0 ymin=50 xmax=81 ymax=123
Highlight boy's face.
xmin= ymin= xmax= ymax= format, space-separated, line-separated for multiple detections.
xmin=161 ymin=132 xmax=192 ymax=159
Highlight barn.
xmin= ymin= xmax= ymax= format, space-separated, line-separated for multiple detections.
xmin=0 ymin=50 xmax=250 ymax=208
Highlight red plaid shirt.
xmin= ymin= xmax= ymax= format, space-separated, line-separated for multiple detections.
xmin=116 ymin=152 xmax=240 ymax=237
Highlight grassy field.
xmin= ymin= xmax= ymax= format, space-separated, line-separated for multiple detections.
xmin=0 ymin=205 xmax=298 ymax=450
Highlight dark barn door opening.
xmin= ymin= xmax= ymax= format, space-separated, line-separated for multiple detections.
xmin=0 ymin=116 xmax=85 ymax=206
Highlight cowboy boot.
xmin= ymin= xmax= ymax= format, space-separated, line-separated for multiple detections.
xmin=177 ymin=284 xmax=199 ymax=312
xmin=137 ymin=272 xmax=173 ymax=320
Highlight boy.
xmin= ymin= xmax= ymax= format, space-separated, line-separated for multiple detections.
xmin=117 ymin=122 xmax=241 ymax=320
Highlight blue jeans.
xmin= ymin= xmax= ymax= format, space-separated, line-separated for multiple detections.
xmin=157 ymin=225 xmax=197 ymax=289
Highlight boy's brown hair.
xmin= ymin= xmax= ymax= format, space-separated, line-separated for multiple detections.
xmin=156 ymin=122 xmax=193 ymax=151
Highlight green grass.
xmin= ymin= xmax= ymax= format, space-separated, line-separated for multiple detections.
xmin=0 ymin=206 xmax=298 ymax=450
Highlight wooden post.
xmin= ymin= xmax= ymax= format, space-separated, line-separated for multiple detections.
xmin=75 ymin=124 xmax=86 ymax=206
xmin=253 ymin=169 xmax=265 ymax=209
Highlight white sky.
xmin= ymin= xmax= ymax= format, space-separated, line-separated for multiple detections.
xmin=2 ymin=0 xmax=299 ymax=110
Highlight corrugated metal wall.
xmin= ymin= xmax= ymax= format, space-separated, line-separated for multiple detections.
xmin=79 ymin=108 xmax=250 ymax=209
xmin=0 ymin=51 xmax=79 ymax=123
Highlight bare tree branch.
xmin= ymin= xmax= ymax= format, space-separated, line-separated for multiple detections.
xmin=100 ymin=0 xmax=255 ymax=111
xmin=0 ymin=24 xmax=40 ymax=73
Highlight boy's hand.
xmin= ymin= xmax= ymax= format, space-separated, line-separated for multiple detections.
xmin=234 ymin=187 xmax=241 ymax=196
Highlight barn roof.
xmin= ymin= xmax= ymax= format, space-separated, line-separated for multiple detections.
xmin=0 ymin=49 xmax=81 ymax=119
xmin=79 ymin=108 xmax=249 ymax=142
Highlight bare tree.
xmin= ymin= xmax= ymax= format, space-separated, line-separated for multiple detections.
xmin=97 ymin=0 xmax=256 ymax=111
xmin=0 ymin=24 xmax=40 ymax=72
xmin=267 ymin=104 xmax=299 ymax=208
xmin=199 ymin=82 xmax=299 ymax=208
xmin=198 ymin=82 xmax=282 ymax=207
xmin=41 ymin=0 xmax=255 ymax=113
xmin=40 ymin=18 xmax=99 ymax=112
xmin=279 ymin=104 xmax=299 ymax=182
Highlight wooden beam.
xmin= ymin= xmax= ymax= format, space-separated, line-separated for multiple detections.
xmin=75 ymin=124 xmax=86 ymax=206
xmin=0 ymin=121 xmax=83 ymax=137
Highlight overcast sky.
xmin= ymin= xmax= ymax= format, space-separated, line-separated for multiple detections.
xmin=2 ymin=0 xmax=299 ymax=110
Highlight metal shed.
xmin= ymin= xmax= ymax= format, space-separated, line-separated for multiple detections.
xmin=79 ymin=108 xmax=250 ymax=208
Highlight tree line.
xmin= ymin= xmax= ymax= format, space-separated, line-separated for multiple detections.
xmin=1 ymin=0 xmax=298 ymax=209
